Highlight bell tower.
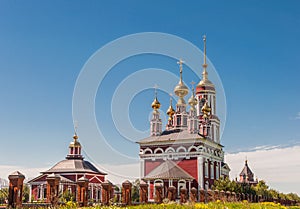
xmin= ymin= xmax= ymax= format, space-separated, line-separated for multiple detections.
xmin=196 ymin=36 xmax=220 ymax=143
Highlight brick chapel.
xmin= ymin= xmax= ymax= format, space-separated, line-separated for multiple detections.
xmin=28 ymin=133 xmax=107 ymax=202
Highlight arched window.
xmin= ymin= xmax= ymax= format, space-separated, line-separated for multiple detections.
xmin=154 ymin=148 xmax=164 ymax=154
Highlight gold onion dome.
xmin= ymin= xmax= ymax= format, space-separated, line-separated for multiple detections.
xmin=166 ymin=103 xmax=175 ymax=118
xmin=151 ymin=96 xmax=161 ymax=110
xmin=201 ymin=101 xmax=211 ymax=118
xmin=174 ymin=82 xmax=189 ymax=98
xmin=188 ymin=94 xmax=198 ymax=107
xmin=174 ymin=59 xmax=189 ymax=101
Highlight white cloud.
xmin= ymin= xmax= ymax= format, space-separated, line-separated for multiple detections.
xmin=99 ymin=163 xmax=140 ymax=185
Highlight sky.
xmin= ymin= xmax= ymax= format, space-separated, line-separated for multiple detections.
xmin=0 ymin=0 xmax=300 ymax=194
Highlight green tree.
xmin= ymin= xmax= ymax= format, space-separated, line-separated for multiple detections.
xmin=0 ymin=188 xmax=8 ymax=204
xmin=268 ymin=189 xmax=279 ymax=199
xmin=286 ymin=193 xmax=300 ymax=201
xmin=60 ymin=190 xmax=75 ymax=203
xmin=131 ymin=179 xmax=140 ymax=203
xmin=253 ymin=180 xmax=269 ymax=197
xmin=22 ymin=184 xmax=30 ymax=202
xmin=212 ymin=177 xmax=232 ymax=191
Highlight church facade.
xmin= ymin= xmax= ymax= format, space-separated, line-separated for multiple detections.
xmin=138 ymin=36 xmax=230 ymax=201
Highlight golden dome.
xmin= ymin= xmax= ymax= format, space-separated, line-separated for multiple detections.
xmin=174 ymin=82 xmax=189 ymax=98
xmin=151 ymin=97 xmax=161 ymax=110
xmin=69 ymin=140 xmax=81 ymax=148
xmin=201 ymin=101 xmax=211 ymax=118
xmin=198 ymin=78 xmax=215 ymax=87
xmin=69 ymin=134 xmax=81 ymax=148
xmin=166 ymin=104 xmax=175 ymax=117
xmin=174 ymin=59 xmax=189 ymax=99
xmin=188 ymin=94 xmax=197 ymax=107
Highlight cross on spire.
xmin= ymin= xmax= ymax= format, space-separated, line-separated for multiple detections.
xmin=74 ymin=120 xmax=78 ymax=136
xmin=169 ymin=93 xmax=173 ymax=104
xmin=203 ymin=35 xmax=207 ymax=67
xmin=154 ymin=84 xmax=158 ymax=97
xmin=177 ymin=58 xmax=185 ymax=82
xmin=190 ymin=81 xmax=195 ymax=96
xmin=202 ymin=35 xmax=208 ymax=81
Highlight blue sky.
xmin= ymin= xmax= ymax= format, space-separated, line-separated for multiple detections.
xmin=0 ymin=0 xmax=300 ymax=189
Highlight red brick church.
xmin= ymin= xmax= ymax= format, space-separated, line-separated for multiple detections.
xmin=28 ymin=133 xmax=107 ymax=202
xmin=138 ymin=36 xmax=230 ymax=201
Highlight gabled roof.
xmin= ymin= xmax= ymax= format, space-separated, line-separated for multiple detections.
xmin=143 ymin=160 xmax=194 ymax=180
xmin=221 ymin=162 xmax=231 ymax=171
xmin=27 ymin=173 xmax=74 ymax=184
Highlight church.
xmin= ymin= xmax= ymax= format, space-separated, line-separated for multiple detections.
xmin=27 ymin=133 xmax=107 ymax=202
xmin=137 ymin=36 xmax=230 ymax=201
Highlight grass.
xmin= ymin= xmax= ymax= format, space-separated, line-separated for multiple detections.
xmin=74 ymin=201 xmax=300 ymax=209
xmin=19 ymin=201 xmax=300 ymax=209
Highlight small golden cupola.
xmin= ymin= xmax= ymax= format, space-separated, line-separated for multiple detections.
xmin=67 ymin=133 xmax=83 ymax=159
xmin=201 ymin=101 xmax=211 ymax=119
xmin=188 ymin=83 xmax=198 ymax=111
xmin=166 ymin=96 xmax=175 ymax=121
xmin=174 ymin=59 xmax=189 ymax=106
xmin=151 ymin=94 xmax=161 ymax=110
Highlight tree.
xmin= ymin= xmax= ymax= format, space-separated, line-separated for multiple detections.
xmin=268 ymin=189 xmax=279 ymax=199
xmin=253 ymin=180 xmax=269 ymax=197
xmin=131 ymin=179 xmax=140 ymax=203
xmin=286 ymin=193 xmax=300 ymax=201
xmin=23 ymin=184 xmax=30 ymax=203
xmin=60 ymin=190 xmax=75 ymax=203
xmin=0 ymin=188 xmax=8 ymax=204
xmin=212 ymin=177 xmax=232 ymax=191
xmin=212 ymin=177 xmax=255 ymax=195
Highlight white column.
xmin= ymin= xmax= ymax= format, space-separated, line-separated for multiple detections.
xmin=147 ymin=180 xmax=150 ymax=201
xmin=29 ymin=184 xmax=32 ymax=202
xmin=188 ymin=181 xmax=191 ymax=195
xmin=216 ymin=162 xmax=219 ymax=179
xmin=140 ymin=159 xmax=145 ymax=179
xmin=91 ymin=184 xmax=94 ymax=200
xmin=197 ymin=156 xmax=204 ymax=190
xmin=210 ymin=161 xmax=214 ymax=179
xmin=219 ymin=162 xmax=221 ymax=179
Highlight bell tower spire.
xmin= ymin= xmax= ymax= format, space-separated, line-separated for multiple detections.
xmin=196 ymin=35 xmax=220 ymax=143
xmin=202 ymin=35 xmax=208 ymax=81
